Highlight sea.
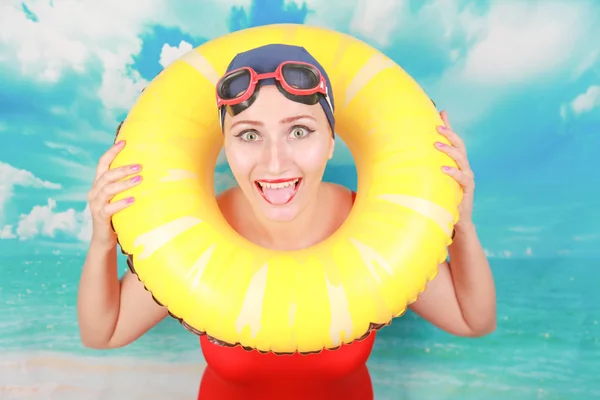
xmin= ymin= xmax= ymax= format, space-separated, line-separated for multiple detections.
xmin=1 ymin=254 xmax=599 ymax=399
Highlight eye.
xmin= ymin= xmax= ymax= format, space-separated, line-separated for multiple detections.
xmin=237 ymin=130 xmax=260 ymax=142
xmin=289 ymin=125 xmax=313 ymax=139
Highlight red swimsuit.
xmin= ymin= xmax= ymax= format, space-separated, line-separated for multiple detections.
xmin=197 ymin=192 xmax=375 ymax=399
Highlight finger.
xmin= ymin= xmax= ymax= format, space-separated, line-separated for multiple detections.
xmin=440 ymin=110 xmax=453 ymax=131
xmin=93 ymin=174 xmax=142 ymax=207
xmin=95 ymin=140 xmax=126 ymax=179
xmin=98 ymin=197 xmax=136 ymax=221
xmin=90 ymin=164 xmax=141 ymax=199
xmin=434 ymin=142 xmax=470 ymax=170
xmin=436 ymin=126 xmax=466 ymax=154
xmin=441 ymin=166 xmax=473 ymax=189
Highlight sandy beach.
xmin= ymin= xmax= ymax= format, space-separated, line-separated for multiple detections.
xmin=0 ymin=351 xmax=206 ymax=400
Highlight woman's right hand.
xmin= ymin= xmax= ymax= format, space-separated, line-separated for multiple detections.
xmin=87 ymin=140 xmax=142 ymax=248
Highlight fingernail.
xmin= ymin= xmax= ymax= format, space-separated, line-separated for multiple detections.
xmin=115 ymin=140 xmax=125 ymax=146
xmin=131 ymin=164 xmax=141 ymax=172
xmin=442 ymin=166 xmax=451 ymax=171
xmin=435 ymin=141 xmax=445 ymax=147
xmin=131 ymin=175 xmax=142 ymax=183
xmin=125 ymin=197 xmax=135 ymax=203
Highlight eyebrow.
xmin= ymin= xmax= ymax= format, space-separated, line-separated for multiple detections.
xmin=230 ymin=119 xmax=263 ymax=130
xmin=279 ymin=115 xmax=316 ymax=124
xmin=230 ymin=115 xmax=316 ymax=130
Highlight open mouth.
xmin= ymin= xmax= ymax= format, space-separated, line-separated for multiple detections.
xmin=254 ymin=178 xmax=302 ymax=205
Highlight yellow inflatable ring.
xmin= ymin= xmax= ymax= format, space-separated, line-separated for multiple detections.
xmin=110 ymin=23 xmax=461 ymax=354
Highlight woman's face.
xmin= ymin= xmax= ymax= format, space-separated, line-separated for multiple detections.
xmin=223 ymin=86 xmax=335 ymax=222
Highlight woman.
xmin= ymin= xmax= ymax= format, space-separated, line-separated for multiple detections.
xmin=77 ymin=44 xmax=496 ymax=399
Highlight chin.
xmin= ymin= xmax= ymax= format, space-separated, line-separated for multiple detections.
xmin=257 ymin=203 xmax=302 ymax=223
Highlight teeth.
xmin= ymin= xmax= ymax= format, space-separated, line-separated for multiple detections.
xmin=257 ymin=179 xmax=299 ymax=189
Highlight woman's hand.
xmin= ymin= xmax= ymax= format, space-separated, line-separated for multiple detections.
xmin=87 ymin=140 xmax=142 ymax=248
xmin=434 ymin=110 xmax=475 ymax=230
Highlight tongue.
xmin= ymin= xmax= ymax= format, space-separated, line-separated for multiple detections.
xmin=262 ymin=186 xmax=295 ymax=205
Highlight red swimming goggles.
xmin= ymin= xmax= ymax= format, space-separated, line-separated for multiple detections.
xmin=215 ymin=61 xmax=333 ymax=116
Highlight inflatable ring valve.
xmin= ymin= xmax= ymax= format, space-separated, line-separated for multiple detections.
xmin=110 ymin=23 xmax=462 ymax=354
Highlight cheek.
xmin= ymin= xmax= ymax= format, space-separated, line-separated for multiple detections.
xmin=293 ymin=141 xmax=330 ymax=175
xmin=225 ymin=145 xmax=255 ymax=179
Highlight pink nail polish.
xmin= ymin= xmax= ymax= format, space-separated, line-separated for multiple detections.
xmin=125 ymin=197 xmax=135 ymax=203
xmin=435 ymin=141 xmax=445 ymax=147
xmin=131 ymin=175 xmax=142 ymax=183
xmin=131 ymin=164 xmax=141 ymax=172
xmin=442 ymin=166 xmax=451 ymax=171
xmin=115 ymin=140 xmax=125 ymax=146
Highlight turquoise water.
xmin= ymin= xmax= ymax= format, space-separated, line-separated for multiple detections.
xmin=1 ymin=254 xmax=599 ymax=399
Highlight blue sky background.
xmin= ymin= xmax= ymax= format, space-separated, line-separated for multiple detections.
xmin=0 ymin=0 xmax=599 ymax=259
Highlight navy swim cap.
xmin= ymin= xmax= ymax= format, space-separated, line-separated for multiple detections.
xmin=219 ymin=44 xmax=335 ymax=133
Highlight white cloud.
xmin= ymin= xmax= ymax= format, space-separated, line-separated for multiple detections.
xmin=15 ymin=198 xmax=78 ymax=240
xmin=459 ymin=2 xmax=595 ymax=84
xmin=285 ymin=0 xmax=355 ymax=33
xmin=560 ymin=104 xmax=568 ymax=120
xmin=44 ymin=141 xmax=85 ymax=156
xmin=76 ymin=205 xmax=93 ymax=242
xmin=420 ymin=1 xmax=599 ymax=125
xmin=0 ymin=0 xmax=148 ymax=114
xmin=285 ymin=0 xmax=412 ymax=46
xmin=0 ymin=0 xmax=249 ymax=118
xmin=275 ymin=1 xmax=593 ymax=127
xmin=0 ymin=225 xmax=16 ymax=239
xmin=449 ymin=49 xmax=460 ymax=62
xmin=0 ymin=161 xmax=61 ymax=219
xmin=159 ymin=40 xmax=194 ymax=69
xmin=2 ymin=198 xmax=91 ymax=242
xmin=573 ymin=233 xmax=600 ymax=241
xmin=571 ymin=48 xmax=599 ymax=80
xmin=97 ymin=49 xmax=148 ymax=114
xmin=47 ymin=156 xmax=97 ymax=183
xmin=51 ymin=186 xmax=92 ymax=203
xmin=570 ymin=85 xmax=600 ymax=116
xmin=160 ymin=0 xmax=251 ymax=39
xmin=348 ymin=0 xmax=407 ymax=47
xmin=2 ymin=171 xmax=236 ymax=242
xmin=560 ymin=85 xmax=600 ymax=120
xmin=508 ymin=226 xmax=543 ymax=233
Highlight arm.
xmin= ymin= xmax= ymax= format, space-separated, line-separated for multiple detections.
xmin=408 ymin=110 xmax=496 ymax=337
xmin=409 ymin=223 xmax=496 ymax=337
xmin=77 ymin=240 xmax=169 ymax=349
xmin=77 ymin=138 xmax=168 ymax=350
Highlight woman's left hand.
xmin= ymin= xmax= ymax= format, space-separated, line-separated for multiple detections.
xmin=434 ymin=110 xmax=475 ymax=230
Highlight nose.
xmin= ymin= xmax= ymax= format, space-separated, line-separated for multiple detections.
xmin=261 ymin=137 xmax=288 ymax=175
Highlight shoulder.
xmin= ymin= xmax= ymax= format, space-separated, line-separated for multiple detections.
xmin=322 ymin=182 xmax=354 ymax=204
xmin=319 ymin=183 xmax=355 ymax=233
xmin=215 ymin=187 xmax=247 ymax=232
xmin=216 ymin=186 xmax=239 ymax=207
